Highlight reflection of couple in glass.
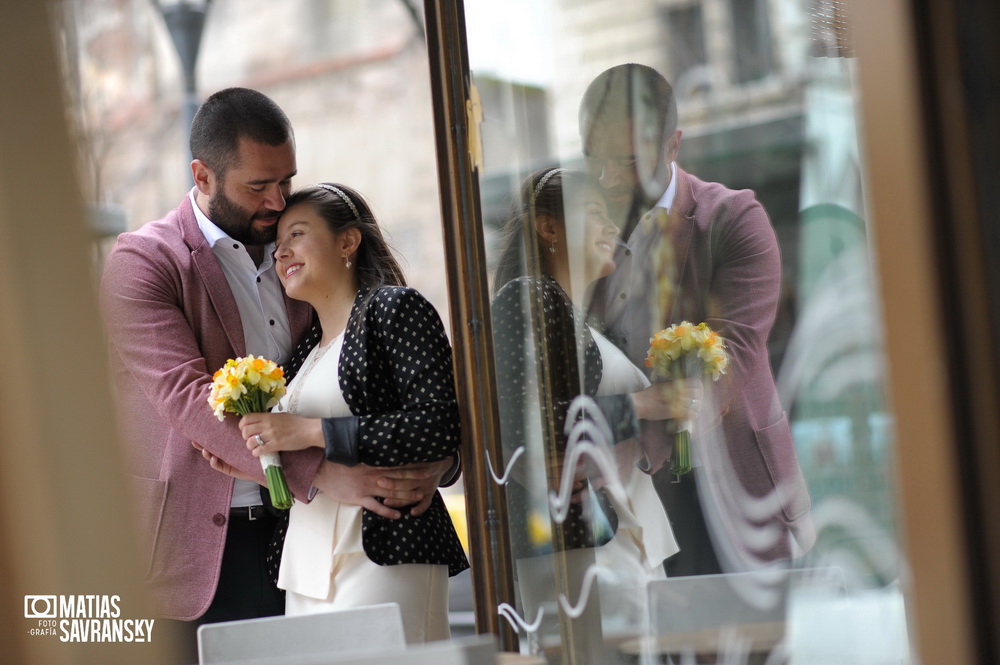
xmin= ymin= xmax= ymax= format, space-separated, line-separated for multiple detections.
xmin=491 ymin=167 xmax=697 ymax=652
xmin=491 ymin=63 xmax=815 ymax=654
xmin=492 ymin=166 xmax=697 ymax=561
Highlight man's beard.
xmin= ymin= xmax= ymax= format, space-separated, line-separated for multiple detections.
xmin=208 ymin=188 xmax=279 ymax=245
xmin=606 ymin=171 xmax=669 ymax=239
xmin=605 ymin=189 xmax=649 ymax=240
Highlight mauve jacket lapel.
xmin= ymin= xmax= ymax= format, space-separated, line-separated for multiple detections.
xmin=177 ymin=196 xmax=246 ymax=356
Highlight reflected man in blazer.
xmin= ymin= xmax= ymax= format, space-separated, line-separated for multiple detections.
xmin=579 ymin=64 xmax=814 ymax=575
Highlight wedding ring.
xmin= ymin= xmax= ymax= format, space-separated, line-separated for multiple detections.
xmin=254 ymin=434 xmax=265 ymax=447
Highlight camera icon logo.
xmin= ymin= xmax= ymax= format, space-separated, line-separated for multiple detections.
xmin=24 ymin=595 xmax=57 ymax=619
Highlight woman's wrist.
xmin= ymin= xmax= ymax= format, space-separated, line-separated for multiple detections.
xmin=308 ymin=418 xmax=325 ymax=449
xmin=629 ymin=392 xmax=647 ymax=420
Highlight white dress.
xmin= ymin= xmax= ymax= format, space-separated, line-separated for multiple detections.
xmin=514 ymin=326 xmax=678 ymax=652
xmin=273 ymin=332 xmax=450 ymax=644
xmin=591 ymin=328 xmax=679 ymax=637
xmin=592 ymin=329 xmax=679 ymax=570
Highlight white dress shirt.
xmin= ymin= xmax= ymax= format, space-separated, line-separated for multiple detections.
xmin=190 ymin=189 xmax=292 ymax=507
xmin=652 ymin=161 xmax=678 ymax=214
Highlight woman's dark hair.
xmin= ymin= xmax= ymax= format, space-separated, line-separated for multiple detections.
xmin=492 ymin=167 xmax=595 ymax=295
xmin=283 ymin=183 xmax=406 ymax=318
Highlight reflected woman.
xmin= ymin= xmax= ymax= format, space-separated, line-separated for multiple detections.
xmin=210 ymin=183 xmax=468 ymax=643
xmin=491 ymin=168 xmax=700 ymax=650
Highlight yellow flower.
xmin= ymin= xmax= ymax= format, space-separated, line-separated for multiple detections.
xmin=255 ymin=359 xmax=285 ymax=395
xmin=646 ymin=321 xmax=728 ymax=382
xmin=264 ymin=384 xmax=286 ymax=410
xmin=528 ymin=509 xmax=552 ymax=547
xmin=206 ymin=355 xmax=287 ymax=421
xmin=207 ymin=355 xmax=293 ymax=509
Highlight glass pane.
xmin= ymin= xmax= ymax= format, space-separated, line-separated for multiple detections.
xmin=466 ymin=0 xmax=910 ymax=662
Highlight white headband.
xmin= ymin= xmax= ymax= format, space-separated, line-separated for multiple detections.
xmin=533 ymin=168 xmax=564 ymax=202
xmin=316 ymin=183 xmax=360 ymax=221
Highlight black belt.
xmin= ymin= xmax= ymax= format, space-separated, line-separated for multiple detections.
xmin=230 ymin=505 xmax=271 ymax=521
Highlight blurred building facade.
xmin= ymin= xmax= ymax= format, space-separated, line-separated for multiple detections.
xmin=62 ymin=0 xmax=451 ymax=319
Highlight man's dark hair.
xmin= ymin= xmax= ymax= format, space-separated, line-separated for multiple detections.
xmin=578 ymin=63 xmax=678 ymax=150
xmin=189 ymin=87 xmax=293 ymax=178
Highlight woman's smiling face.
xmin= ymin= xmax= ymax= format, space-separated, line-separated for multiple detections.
xmin=580 ymin=185 xmax=619 ymax=283
xmin=273 ymin=202 xmax=345 ymax=303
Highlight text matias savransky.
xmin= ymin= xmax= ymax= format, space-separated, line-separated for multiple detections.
xmin=24 ymin=594 xmax=155 ymax=643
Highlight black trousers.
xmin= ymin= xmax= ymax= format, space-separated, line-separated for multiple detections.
xmin=653 ymin=468 xmax=724 ymax=577
xmin=165 ymin=508 xmax=285 ymax=665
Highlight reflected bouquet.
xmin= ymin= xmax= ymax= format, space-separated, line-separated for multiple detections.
xmin=645 ymin=322 xmax=729 ymax=476
xmin=207 ymin=355 xmax=293 ymax=509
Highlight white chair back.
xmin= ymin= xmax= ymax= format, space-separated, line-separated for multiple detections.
xmin=648 ymin=566 xmax=845 ymax=634
xmin=199 ymin=634 xmax=497 ymax=665
xmin=643 ymin=567 xmax=846 ymax=659
xmin=197 ymin=603 xmax=405 ymax=664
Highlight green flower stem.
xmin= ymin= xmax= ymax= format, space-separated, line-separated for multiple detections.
xmin=670 ymin=428 xmax=693 ymax=476
xmin=264 ymin=464 xmax=293 ymax=510
xmin=220 ymin=384 xmax=290 ymax=506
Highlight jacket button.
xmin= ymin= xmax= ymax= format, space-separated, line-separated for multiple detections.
xmin=212 ymin=513 xmax=226 ymax=526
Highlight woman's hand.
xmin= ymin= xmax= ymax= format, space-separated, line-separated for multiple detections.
xmin=192 ymin=442 xmax=260 ymax=484
xmin=240 ymin=413 xmax=324 ymax=455
xmin=630 ymin=377 xmax=704 ymax=421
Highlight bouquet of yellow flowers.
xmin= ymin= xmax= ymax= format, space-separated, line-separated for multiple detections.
xmin=207 ymin=355 xmax=293 ymax=509
xmin=645 ymin=322 xmax=729 ymax=476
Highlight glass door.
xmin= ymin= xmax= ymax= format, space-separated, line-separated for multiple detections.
xmin=427 ymin=0 xmax=921 ymax=662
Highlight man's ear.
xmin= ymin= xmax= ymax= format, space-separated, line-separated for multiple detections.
xmin=665 ymin=129 xmax=682 ymax=164
xmin=534 ymin=214 xmax=559 ymax=245
xmin=191 ymin=159 xmax=214 ymax=195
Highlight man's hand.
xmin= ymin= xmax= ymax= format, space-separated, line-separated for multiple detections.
xmin=313 ymin=456 xmax=456 ymax=519
xmin=192 ymin=442 xmax=259 ymax=484
xmin=630 ymin=377 xmax=704 ymax=421
xmin=380 ymin=456 xmax=455 ymax=516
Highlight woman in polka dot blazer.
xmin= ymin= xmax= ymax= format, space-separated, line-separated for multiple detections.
xmin=225 ymin=183 xmax=468 ymax=643
xmin=491 ymin=169 xmax=697 ymax=644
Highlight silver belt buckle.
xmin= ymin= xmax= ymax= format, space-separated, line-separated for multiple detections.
xmin=248 ymin=506 xmax=258 ymax=521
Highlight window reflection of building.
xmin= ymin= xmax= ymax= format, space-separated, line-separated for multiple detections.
xmin=658 ymin=4 xmax=709 ymax=95
xmin=729 ymin=0 xmax=775 ymax=83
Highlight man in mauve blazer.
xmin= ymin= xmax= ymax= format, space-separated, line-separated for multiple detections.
xmin=102 ymin=192 xmax=321 ymax=620
xmin=581 ymin=65 xmax=814 ymax=575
